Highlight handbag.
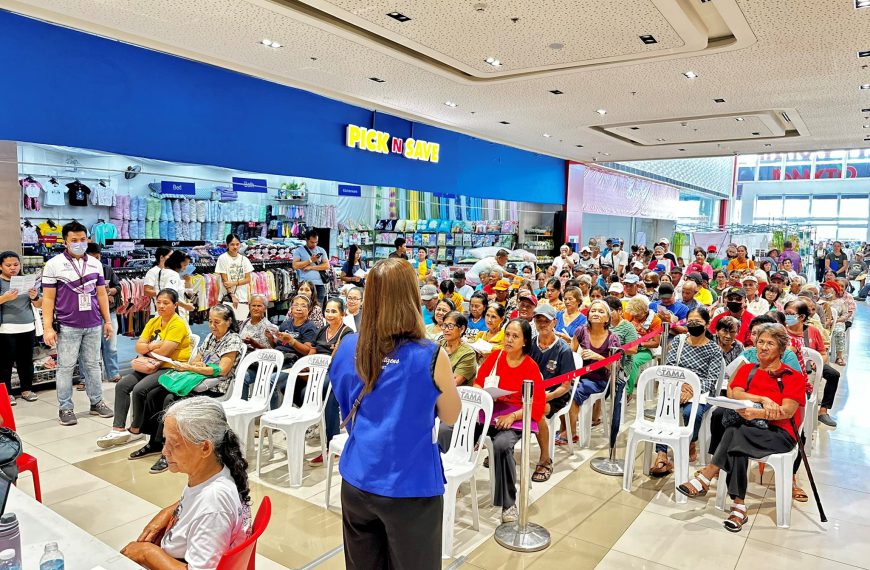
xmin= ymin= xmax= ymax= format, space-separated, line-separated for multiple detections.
xmin=304 ymin=246 xmax=331 ymax=284
xmin=158 ymin=363 xmax=221 ymax=396
xmin=131 ymin=356 xmax=162 ymax=374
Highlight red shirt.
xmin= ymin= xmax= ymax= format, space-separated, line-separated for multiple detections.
xmin=483 ymin=284 xmax=495 ymax=296
xmin=709 ymin=310 xmax=756 ymax=347
xmin=475 ymin=350 xmax=546 ymax=423
xmin=729 ymin=362 xmax=807 ymax=440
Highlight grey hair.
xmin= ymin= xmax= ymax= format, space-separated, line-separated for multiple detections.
xmin=164 ymin=397 xmax=251 ymax=504
xmin=753 ymin=323 xmax=789 ymax=356
xmin=249 ymin=293 xmax=268 ymax=305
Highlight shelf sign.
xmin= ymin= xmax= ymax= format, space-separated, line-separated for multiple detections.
xmin=338 ymin=184 xmax=362 ymax=197
xmin=232 ymin=177 xmax=268 ymax=193
xmin=345 ymin=124 xmax=441 ymax=163
xmin=160 ymin=180 xmax=195 ymax=195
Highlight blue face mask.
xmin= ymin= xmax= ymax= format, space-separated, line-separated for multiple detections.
xmin=181 ymin=264 xmax=195 ymax=276
xmin=785 ymin=314 xmax=799 ymax=326
xmin=68 ymin=242 xmax=88 ymax=257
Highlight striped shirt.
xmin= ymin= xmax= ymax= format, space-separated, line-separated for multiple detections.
xmin=42 ymin=252 xmax=105 ymax=328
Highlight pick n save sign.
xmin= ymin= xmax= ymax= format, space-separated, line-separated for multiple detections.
xmin=345 ymin=124 xmax=441 ymax=163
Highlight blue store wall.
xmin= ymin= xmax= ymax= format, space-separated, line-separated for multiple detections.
xmin=0 ymin=10 xmax=565 ymax=204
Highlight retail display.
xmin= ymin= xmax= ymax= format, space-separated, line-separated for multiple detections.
xmin=370 ymin=219 xmax=518 ymax=264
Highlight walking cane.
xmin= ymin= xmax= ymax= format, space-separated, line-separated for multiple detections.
xmin=790 ymin=416 xmax=827 ymax=523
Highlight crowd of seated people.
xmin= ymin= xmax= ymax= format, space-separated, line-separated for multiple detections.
xmin=86 ymin=235 xmax=858 ymax=544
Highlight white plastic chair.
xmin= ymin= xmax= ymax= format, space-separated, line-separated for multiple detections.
xmin=187 ymin=333 xmax=201 ymax=363
xmin=801 ymin=347 xmax=824 ymax=456
xmin=441 ymin=387 xmax=493 ymax=558
xmin=324 ymin=432 xmax=348 ymax=508
xmin=547 ymin=379 xmax=578 ymax=459
xmin=696 ymin=358 xmax=727 ymax=465
xmin=220 ymin=349 xmax=284 ymax=458
xmin=256 ymin=354 xmax=332 ymax=487
xmin=622 ymin=365 xmax=701 ymax=504
xmin=574 ymin=352 xmax=606 ymax=448
xmin=199 ymin=343 xmax=248 ymax=402
xmin=714 ymin=417 xmax=805 ymax=528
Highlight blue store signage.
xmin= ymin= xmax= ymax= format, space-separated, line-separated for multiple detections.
xmin=232 ymin=177 xmax=268 ymax=193
xmin=338 ymin=184 xmax=362 ymax=197
xmin=160 ymin=180 xmax=195 ymax=195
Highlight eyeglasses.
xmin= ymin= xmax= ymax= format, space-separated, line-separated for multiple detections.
xmin=347 ymin=296 xmax=362 ymax=301
xmin=439 ymin=323 xmax=458 ymax=331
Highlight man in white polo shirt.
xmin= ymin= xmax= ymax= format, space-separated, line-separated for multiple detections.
xmin=41 ymin=222 xmax=114 ymax=426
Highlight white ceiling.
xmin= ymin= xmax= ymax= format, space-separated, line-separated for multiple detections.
xmin=4 ymin=0 xmax=870 ymax=163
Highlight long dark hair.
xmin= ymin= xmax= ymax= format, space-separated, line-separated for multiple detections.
xmin=153 ymin=247 xmax=172 ymax=267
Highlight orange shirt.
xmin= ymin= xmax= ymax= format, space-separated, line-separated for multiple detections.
xmin=727 ymin=258 xmax=756 ymax=272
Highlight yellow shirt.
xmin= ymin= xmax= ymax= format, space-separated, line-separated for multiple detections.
xmin=476 ymin=328 xmax=505 ymax=353
xmin=140 ymin=313 xmax=191 ymax=367
xmin=695 ymin=287 xmax=714 ymax=306
xmin=440 ymin=291 xmax=464 ymax=309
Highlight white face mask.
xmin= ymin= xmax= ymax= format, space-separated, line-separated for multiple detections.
xmin=68 ymin=242 xmax=88 ymax=256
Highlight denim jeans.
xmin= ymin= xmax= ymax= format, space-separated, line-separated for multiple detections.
xmin=57 ymin=324 xmax=104 ymax=410
xmin=656 ymin=402 xmax=711 ymax=453
xmin=78 ymin=312 xmax=119 ymax=384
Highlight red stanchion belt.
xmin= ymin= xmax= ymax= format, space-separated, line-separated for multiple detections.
xmin=539 ymin=327 xmax=662 ymax=389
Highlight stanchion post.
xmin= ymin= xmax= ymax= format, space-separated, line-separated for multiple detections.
xmin=591 ymin=347 xmax=625 ymax=476
xmin=494 ymin=379 xmax=551 ymax=552
xmin=659 ymin=321 xmax=671 ymax=365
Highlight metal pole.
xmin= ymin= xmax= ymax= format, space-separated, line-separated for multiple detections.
xmin=591 ymin=347 xmax=625 ymax=476
xmin=645 ymin=321 xmax=670 ymax=420
xmin=494 ymin=379 xmax=551 ymax=552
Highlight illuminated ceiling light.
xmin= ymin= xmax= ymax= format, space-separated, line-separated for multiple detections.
xmin=484 ymin=57 xmax=502 ymax=67
xmin=444 ymin=101 xmax=458 ymax=107
xmin=656 ymin=138 xmax=666 ymax=142
xmin=861 ymin=84 xmax=870 ymax=90
xmin=735 ymin=117 xmax=745 ymax=121
xmin=601 ymin=152 xmax=610 ymax=156
xmin=260 ymin=39 xmax=283 ymax=48
xmin=855 ymin=0 xmax=870 ymax=8
xmin=682 ymin=71 xmax=698 ymax=79
xmin=595 ymin=109 xmax=607 ymax=115
xmin=639 ymin=35 xmax=657 ymax=44
xmin=543 ymin=133 xmax=552 ymax=138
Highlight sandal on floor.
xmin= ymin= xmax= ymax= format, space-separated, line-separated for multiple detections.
xmin=835 ymin=358 xmax=846 ymax=366
xmin=650 ymin=458 xmax=673 ymax=477
xmin=75 ymin=384 xmax=86 ymax=391
xmin=555 ymin=434 xmax=579 ymax=447
xmin=723 ymin=503 xmax=748 ymax=532
xmin=792 ymin=485 xmax=809 ymax=503
xmin=531 ymin=460 xmax=553 ymax=483
xmin=676 ymin=473 xmax=711 ymax=498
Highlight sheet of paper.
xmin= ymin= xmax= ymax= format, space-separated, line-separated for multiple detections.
xmin=469 ymin=339 xmax=494 ymax=353
xmin=148 ymin=352 xmax=175 ymax=363
xmin=705 ymin=396 xmax=755 ymax=410
xmin=9 ymin=273 xmax=39 ymax=295
xmin=353 ymin=268 xmax=368 ymax=278
xmin=484 ymin=386 xmax=515 ymax=399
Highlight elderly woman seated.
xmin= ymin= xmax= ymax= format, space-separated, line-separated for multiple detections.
xmin=129 ymin=304 xmax=245 ymax=474
xmin=679 ymin=323 xmax=806 ymax=533
xmin=122 ymin=397 xmax=252 ymax=569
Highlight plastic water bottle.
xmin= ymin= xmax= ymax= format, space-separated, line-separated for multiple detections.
xmin=0 ymin=514 xmax=21 ymax=568
xmin=0 ymin=549 xmax=18 ymax=570
xmin=38 ymin=542 xmax=64 ymax=570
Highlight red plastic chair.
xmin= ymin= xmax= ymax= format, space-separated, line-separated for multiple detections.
xmin=216 ymin=496 xmax=271 ymax=570
xmin=0 ymin=385 xmax=42 ymax=502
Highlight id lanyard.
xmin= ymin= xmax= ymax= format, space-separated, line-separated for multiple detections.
xmin=66 ymin=253 xmax=94 ymax=311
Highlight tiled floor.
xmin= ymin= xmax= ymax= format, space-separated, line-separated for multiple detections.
xmin=11 ymin=304 xmax=868 ymax=569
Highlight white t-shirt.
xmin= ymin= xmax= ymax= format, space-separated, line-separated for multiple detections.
xmin=216 ymin=253 xmax=255 ymax=302
xmin=457 ymin=284 xmax=475 ymax=301
xmin=576 ymin=256 xmax=598 ymax=270
xmin=551 ymin=253 xmax=578 ymax=275
xmin=44 ymin=185 xmax=65 ymax=206
xmin=467 ymin=257 xmax=504 ymax=285
xmin=161 ymin=466 xmax=251 ymax=570
xmin=604 ymin=250 xmax=629 ymax=273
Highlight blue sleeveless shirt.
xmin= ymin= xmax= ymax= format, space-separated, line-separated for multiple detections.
xmin=330 ymin=334 xmax=445 ymax=498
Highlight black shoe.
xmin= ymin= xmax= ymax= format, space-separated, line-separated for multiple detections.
xmin=129 ymin=443 xmax=161 ymax=460
xmin=149 ymin=456 xmax=168 ymax=474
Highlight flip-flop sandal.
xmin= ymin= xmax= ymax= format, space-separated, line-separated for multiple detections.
xmin=723 ymin=504 xmax=748 ymax=532
xmin=650 ymin=459 xmax=673 ymax=477
xmin=792 ymin=486 xmax=809 ymax=503
xmin=531 ymin=460 xmax=553 ymax=483
xmin=676 ymin=473 xmax=711 ymax=498
xmin=75 ymin=384 xmax=85 ymax=391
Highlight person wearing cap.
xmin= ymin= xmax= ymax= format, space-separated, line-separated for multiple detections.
xmin=650 ymin=283 xmax=689 ymax=327
xmin=669 ymin=265 xmax=684 ymax=289
xmin=467 ymin=249 xmax=516 ymax=286
xmin=603 ymin=241 xmax=629 ymax=278
xmin=510 ymin=289 xmax=538 ymax=322
xmin=822 ymin=280 xmax=848 ymax=365
xmin=727 ymin=245 xmax=756 ymax=273
xmin=686 ymin=247 xmax=714 ymax=279
xmin=608 ymin=282 xmax=624 ymax=299
xmin=621 ymin=273 xmax=648 ymax=305
xmin=648 ymin=245 xmax=673 ymax=273
xmin=709 ymin=287 xmax=755 ymax=346
xmin=453 ymin=270 xmax=475 ymax=301
xmin=576 ymin=247 xmax=597 ymax=271
xmin=420 ymin=284 xmax=439 ymax=325
xmin=630 ymin=260 xmax=645 ymax=276
xmin=529 ymin=303 xmax=576 ymax=482
xmin=552 ymin=244 xmax=578 ymax=275
xmin=491 ymin=279 xmax=511 ymax=308
xmin=706 ymin=245 xmax=723 ymax=271
xmin=597 ymin=263 xmax=613 ymax=289
xmin=768 ymin=269 xmax=789 ymax=294
xmin=657 ymin=238 xmax=678 ymax=266
xmin=741 ymin=274 xmax=770 ymax=316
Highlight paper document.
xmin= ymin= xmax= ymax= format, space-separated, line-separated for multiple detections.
xmin=148 ymin=353 xmax=175 ymax=364
xmin=353 ymin=268 xmax=368 ymax=278
xmin=483 ymin=373 xmax=515 ymax=399
xmin=705 ymin=396 xmax=755 ymax=410
xmin=469 ymin=339 xmax=494 ymax=353
xmin=9 ymin=272 xmax=40 ymax=295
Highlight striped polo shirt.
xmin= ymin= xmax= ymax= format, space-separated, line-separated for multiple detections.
xmin=42 ymin=251 xmax=106 ymax=328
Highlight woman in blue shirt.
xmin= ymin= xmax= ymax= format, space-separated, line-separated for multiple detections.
xmin=340 ymin=244 xmax=367 ymax=289
xmin=465 ymin=291 xmax=489 ymax=335
xmin=330 ymin=257 xmax=461 ymax=568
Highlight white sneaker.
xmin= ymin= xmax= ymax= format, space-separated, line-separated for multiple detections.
xmin=97 ymin=430 xmax=132 ymax=449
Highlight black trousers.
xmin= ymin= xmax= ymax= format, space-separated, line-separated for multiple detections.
xmin=341 ymin=481 xmax=442 ymax=570
xmin=820 ymin=364 xmax=840 ymax=410
xmin=0 ymin=330 xmax=35 ymax=392
xmin=711 ymin=424 xmax=795 ymax=500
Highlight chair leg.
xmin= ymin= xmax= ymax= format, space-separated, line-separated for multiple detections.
xmin=256 ymin=426 xmax=266 ymax=477
xmin=673 ymin=440 xmax=688 ymax=504
xmin=547 ymin=417 xmax=556 ymax=460
xmin=324 ymin=450 xmax=335 ymax=509
xmin=287 ymin=426 xmax=306 ymax=487
xmin=565 ymin=413 xmax=575 ymax=456
xmin=579 ymin=400 xmax=592 ymax=448
xmin=442 ymin=479 xmax=458 ymax=558
xmin=470 ymin=475 xmax=480 ymax=532
xmin=29 ymin=466 xmax=42 ymax=504
xmin=622 ymin=431 xmax=638 ymax=493
xmin=715 ymin=469 xmax=727 ymax=511
xmin=642 ymin=441 xmax=652 ymax=476
xmin=483 ymin=438 xmax=495 ymax=504
xmin=774 ymin=461 xmax=793 ymax=528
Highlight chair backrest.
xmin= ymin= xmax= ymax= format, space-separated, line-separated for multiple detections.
xmin=0 ymin=385 xmax=16 ymax=431
xmin=724 ymin=355 xmax=748 ymax=383
xmin=218 ymin=344 xmax=250 ymax=401
xmin=573 ymin=352 xmax=583 ymax=369
xmin=228 ymin=349 xmax=285 ymax=403
xmin=279 ymin=354 xmax=332 ymax=412
xmin=634 ymin=365 xmax=701 ymax=429
xmin=801 ymin=347 xmax=824 ymax=393
xmin=712 ymin=357 xmax=727 ymax=395
xmin=442 ymin=387 xmax=493 ymax=466
xmin=188 ymin=333 xmax=201 ymax=362
xmin=216 ymin=496 xmax=272 ymax=570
